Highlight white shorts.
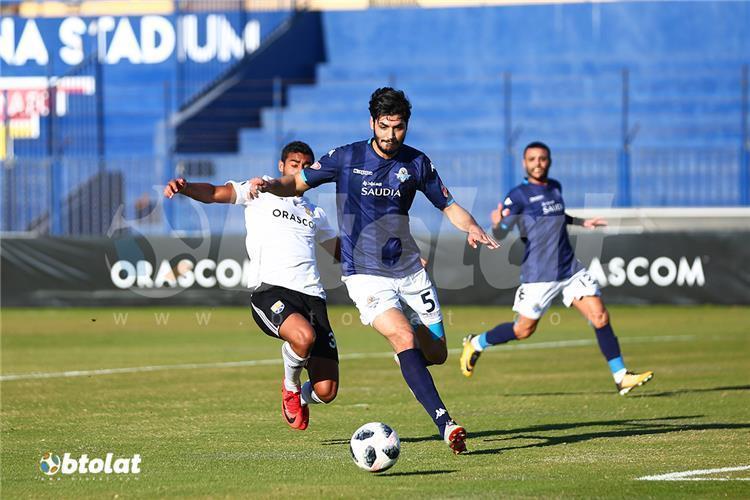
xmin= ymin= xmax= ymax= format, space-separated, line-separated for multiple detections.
xmin=342 ymin=268 xmax=442 ymax=326
xmin=513 ymin=268 xmax=600 ymax=320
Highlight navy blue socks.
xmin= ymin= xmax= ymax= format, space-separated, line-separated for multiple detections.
xmin=473 ymin=322 xmax=516 ymax=351
xmin=398 ymin=348 xmax=451 ymax=436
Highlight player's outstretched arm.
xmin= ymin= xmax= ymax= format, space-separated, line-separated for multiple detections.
xmin=582 ymin=216 xmax=608 ymax=229
xmin=163 ymin=178 xmax=235 ymax=203
xmin=566 ymin=214 xmax=608 ymax=229
xmin=247 ymin=172 xmax=310 ymax=199
xmin=443 ymin=202 xmax=500 ymax=249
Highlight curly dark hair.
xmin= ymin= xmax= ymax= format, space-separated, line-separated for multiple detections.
xmin=368 ymin=87 xmax=412 ymax=123
xmin=281 ymin=141 xmax=314 ymax=162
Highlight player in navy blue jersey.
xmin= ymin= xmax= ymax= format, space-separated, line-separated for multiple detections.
xmin=246 ymin=88 xmax=499 ymax=453
xmin=460 ymin=142 xmax=654 ymax=395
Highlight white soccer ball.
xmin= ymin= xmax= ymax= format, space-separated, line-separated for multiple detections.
xmin=349 ymin=422 xmax=400 ymax=472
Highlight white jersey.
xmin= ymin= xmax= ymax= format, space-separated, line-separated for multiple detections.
xmin=228 ymin=177 xmax=337 ymax=298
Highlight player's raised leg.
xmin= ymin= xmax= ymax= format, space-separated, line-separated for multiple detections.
xmin=460 ymin=315 xmax=538 ymax=377
xmin=302 ymin=357 xmax=338 ymax=406
xmin=571 ymin=295 xmax=653 ymax=395
xmin=300 ymin=299 xmax=339 ymax=412
xmin=413 ymin=322 xmax=448 ymax=365
xmin=372 ymin=308 xmax=466 ymax=453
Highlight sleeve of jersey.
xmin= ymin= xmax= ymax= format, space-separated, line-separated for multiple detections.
xmin=420 ymin=158 xmax=455 ymax=210
xmin=492 ymin=192 xmax=523 ymax=240
xmin=225 ymin=180 xmax=251 ymax=205
xmin=300 ymin=150 xmax=339 ymax=188
xmin=314 ymin=208 xmax=338 ymax=243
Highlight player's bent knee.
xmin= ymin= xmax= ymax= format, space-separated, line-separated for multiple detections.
xmin=387 ymin=328 xmax=416 ymax=352
xmin=424 ymin=346 xmax=448 ymax=365
xmin=288 ymin=326 xmax=316 ymax=354
xmin=513 ymin=323 xmax=537 ymax=340
xmin=590 ymin=311 xmax=609 ymax=329
xmin=313 ymin=380 xmax=338 ymax=403
xmin=433 ymin=348 xmax=448 ymax=365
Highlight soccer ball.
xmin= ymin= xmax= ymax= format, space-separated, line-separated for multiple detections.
xmin=349 ymin=422 xmax=400 ymax=472
xmin=39 ymin=452 xmax=61 ymax=475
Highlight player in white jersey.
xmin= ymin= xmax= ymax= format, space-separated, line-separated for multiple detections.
xmin=164 ymin=142 xmax=339 ymax=430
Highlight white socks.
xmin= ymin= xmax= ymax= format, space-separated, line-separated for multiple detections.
xmin=613 ymin=368 xmax=627 ymax=384
xmin=281 ymin=342 xmax=326 ymax=406
xmin=300 ymin=380 xmax=325 ymax=406
xmin=281 ymin=342 xmax=308 ymax=393
xmin=471 ymin=336 xmax=485 ymax=352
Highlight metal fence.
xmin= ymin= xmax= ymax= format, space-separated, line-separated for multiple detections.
xmin=2 ymin=147 xmax=748 ymax=237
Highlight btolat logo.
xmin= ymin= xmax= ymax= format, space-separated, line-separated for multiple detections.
xmin=39 ymin=452 xmax=141 ymax=476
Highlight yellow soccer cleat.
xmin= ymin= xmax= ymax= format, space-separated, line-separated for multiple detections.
xmin=616 ymin=370 xmax=654 ymax=395
xmin=460 ymin=334 xmax=482 ymax=378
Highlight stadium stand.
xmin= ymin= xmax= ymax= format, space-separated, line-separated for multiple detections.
xmin=1 ymin=1 xmax=748 ymax=235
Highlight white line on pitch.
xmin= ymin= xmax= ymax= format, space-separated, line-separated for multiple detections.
xmin=637 ymin=465 xmax=750 ymax=481
xmin=0 ymin=334 xmax=693 ymax=382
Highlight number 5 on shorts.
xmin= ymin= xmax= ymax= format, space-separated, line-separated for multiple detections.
xmin=421 ymin=291 xmax=436 ymax=313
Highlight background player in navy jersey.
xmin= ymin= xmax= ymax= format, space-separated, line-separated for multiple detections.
xmin=164 ymin=141 xmax=340 ymax=431
xmin=247 ymin=88 xmax=499 ymax=454
xmin=460 ymin=141 xmax=654 ymax=395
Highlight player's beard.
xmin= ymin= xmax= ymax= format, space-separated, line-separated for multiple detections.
xmin=526 ymin=166 xmax=548 ymax=183
xmin=374 ymin=135 xmax=401 ymax=157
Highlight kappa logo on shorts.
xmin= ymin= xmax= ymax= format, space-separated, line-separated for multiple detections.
xmin=366 ymin=296 xmax=379 ymax=309
xmin=271 ymin=300 xmax=285 ymax=314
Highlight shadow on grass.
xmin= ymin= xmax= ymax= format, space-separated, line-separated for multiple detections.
xmin=320 ymin=439 xmax=351 ymax=446
xmin=636 ymin=384 xmax=750 ymax=398
xmin=504 ymin=384 xmax=750 ymax=398
xmin=377 ymin=470 xmax=457 ymax=477
xmin=463 ymin=416 xmax=750 ymax=456
xmin=322 ymin=411 xmax=750 ymax=456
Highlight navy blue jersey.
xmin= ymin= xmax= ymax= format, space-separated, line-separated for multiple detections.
xmin=301 ymin=139 xmax=454 ymax=278
xmin=495 ymin=178 xmax=583 ymax=283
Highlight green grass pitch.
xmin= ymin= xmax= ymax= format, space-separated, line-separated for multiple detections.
xmin=2 ymin=305 xmax=749 ymax=498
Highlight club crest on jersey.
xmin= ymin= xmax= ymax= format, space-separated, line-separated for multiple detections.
xmin=309 ymin=162 xmax=321 ymax=170
xmin=271 ymin=300 xmax=285 ymax=315
xmin=303 ymin=206 xmax=313 ymax=217
xmin=395 ymin=168 xmax=411 ymax=183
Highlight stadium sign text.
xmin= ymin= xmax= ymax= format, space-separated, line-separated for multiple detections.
xmin=110 ymin=258 xmax=251 ymax=289
xmin=1 ymin=15 xmax=260 ymax=66
xmin=588 ymin=256 xmax=705 ymax=288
